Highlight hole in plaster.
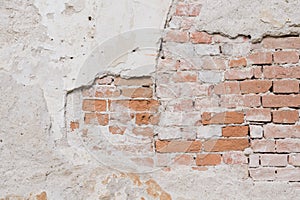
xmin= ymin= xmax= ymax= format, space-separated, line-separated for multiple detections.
xmin=88 ymin=16 xmax=92 ymax=21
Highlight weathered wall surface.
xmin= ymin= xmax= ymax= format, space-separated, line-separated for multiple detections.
xmin=1 ymin=0 xmax=300 ymax=199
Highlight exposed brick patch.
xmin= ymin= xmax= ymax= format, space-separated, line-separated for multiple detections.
xmin=196 ymin=154 xmax=221 ymax=166
xmin=68 ymin=3 xmax=300 ymax=182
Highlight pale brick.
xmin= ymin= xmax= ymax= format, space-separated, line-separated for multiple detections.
xmin=260 ymin=154 xmax=288 ymax=167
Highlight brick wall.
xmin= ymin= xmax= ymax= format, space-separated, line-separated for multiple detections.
xmin=69 ymin=1 xmax=300 ymax=182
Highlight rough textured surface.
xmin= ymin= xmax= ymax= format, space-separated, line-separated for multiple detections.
xmin=196 ymin=0 xmax=300 ymax=41
xmin=2 ymin=0 xmax=300 ymax=199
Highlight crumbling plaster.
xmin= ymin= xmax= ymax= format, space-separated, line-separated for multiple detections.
xmin=1 ymin=0 xmax=300 ymax=199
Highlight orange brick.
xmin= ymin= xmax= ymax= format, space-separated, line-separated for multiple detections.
xmin=121 ymin=87 xmax=153 ymax=98
xmin=155 ymin=140 xmax=202 ymax=153
xmin=175 ymin=4 xmax=201 ymax=16
xmin=196 ymin=154 xmax=221 ymax=166
xmin=273 ymin=80 xmax=299 ymax=93
xmin=263 ymin=66 xmax=300 ymax=79
xmin=214 ymin=82 xmax=240 ymax=95
xmin=201 ymin=111 xmax=244 ymax=125
xmin=129 ymin=100 xmax=159 ymax=112
xmin=262 ymin=37 xmax=300 ymax=49
xmin=204 ymin=139 xmax=249 ymax=152
xmin=84 ymin=113 xmax=108 ymax=125
xmin=245 ymin=108 xmax=271 ymax=122
xmin=70 ymin=121 xmax=79 ymax=131
xmin=247 ymin=52 xmax=272 ymax=65
xmin=222 ymin=152 xmax=247 ymax=164
xmin=273 ymin=51 xmax=299 ymax=64
xmin=222 ymin=126 xmax=248 ymax=137
xmin=262 ymin=94 xmax=300 ymax=108
xmin=135 ymin=113 xmax=159 ymax=125
xmin=229 ymin=57 xmax=247 ymax=68
xmin=240 ymin=80 xmax=272 ymax=94
xmin=109 ymin=126 xmax=126 ymax=135
xmin=190 ymin=32 xmax=212 ymax=44
xmin=272 ymin=110 xmax=299 ymax=124
xmin=165 ymin=31 xmax=189 ymax=43
xmin=171 ymin=71 xmax=197 ymax=82
xmin=82 ymin=99 xmax=107 ymax=112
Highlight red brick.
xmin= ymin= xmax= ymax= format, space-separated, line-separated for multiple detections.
xmin=121 ymin=87 xmax=153 ymax=98
xmin=276 ymin=139 xmax=300 ymax=152
xmin=262 ymin=94 xmax=300 ymax=108
xmin=245 ymin=108 xmax=271 ymax=122
xmin=109 ymin=126 xmax=126 ymax=135
xmin=190 ymin=32 xmax=212 ymax=44
xmin=165 ymin=31 xmax=189 ymax=43
xmin=171 ymin=71 xmax=197 ymax=82
xmin=225 ymin=68 xmax=253 ymax=80
xmin=84 ymin=113 xmax=109 ymax=125
xmin=82 ymin=99 xmax=107 ymax=112
xmin=273 ymin=80 xmax=299 ymax=93
xmin=240 ymin=80 xmax=272 ymax=94
xmin=260 ymin=154 xmax=288 ymax=167
xmin=262 ymin=37 xmax=300 ymax=49
xmin=247 ymin=52 xmax=272 ymax=65
xmin=289 ymin=154 xmax=300 ymax=166
xmin=249 ymin=168 xmax=276 ymax=181
xmin=135 ymin=113 xmax=159 ymax=125
xmin=263 ymin=66 xmax=300 ymax=79
xmin=222 ymin=152 xmax=247 ymax=164
xmin=201 ymin=111 xmax=244 ymax=125
xmin=214 ymin=82 xmax=240 ymax=95
xmin=251 ymin=139 xmax=275 ymax=152
xmin=175 ymin=4 xmax=201 ymax=16
xmin=220 ymin=94 xmax=261 ymax=108
xmin=204 ymin=139 xmax=249 ymax=152
xmin=222 ymin=126 xmax=248 ymax=137
xmin=200 ymin=57 xmax=226 ymax=70
xmin=155 ymin=140 xmax=202 ymax=153
xmin=196 ymin=154 xmax=221 ymax=166
xmin=253 ymin=66 xmax=263 ymax=78
xmin=229 ymin=57 xmax=247 ymax=68
xmin=273 ymin=51 xmax=299 ymax=64
xmin=272 ymin=110 xmax=299 ymax=124
xmin=264 ymin=125 xmax=300 ymax=138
